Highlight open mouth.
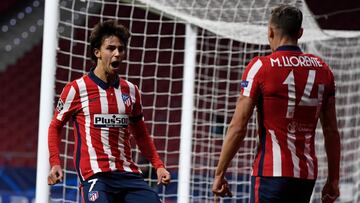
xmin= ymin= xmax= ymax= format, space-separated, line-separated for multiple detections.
xmin=111 ymin=61 xmax=120 ymax=69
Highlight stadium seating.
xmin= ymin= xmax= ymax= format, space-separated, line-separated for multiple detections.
xmin=0 ymin=43 xmax=42 ymax=168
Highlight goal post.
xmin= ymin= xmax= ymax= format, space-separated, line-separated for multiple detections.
xmin=35 ymin=0 xmax=59 ymax=202
xmin=177 ymin=23 xmax=197 ymax=203
xmin=36 ymin=0 xmax=360 ymax=203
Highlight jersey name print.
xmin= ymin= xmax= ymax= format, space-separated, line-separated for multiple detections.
xmin=241 ymin=46 xmax=335 ymax=179
xmin=270 ymin=55 xmax=323 ymax=67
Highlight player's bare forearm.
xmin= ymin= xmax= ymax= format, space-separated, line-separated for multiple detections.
xmin=215 ymin=126 xmax=246 ymax=177
xmin=215 ymin=95 xmax=255 ymax=177
xmin=324 ymin=129 xmax=340 ymax=182
xmin=213 ymin=96 xmax=254 ymax=198
xmin=320 ymin=97 xmax=340 ymax=202
xmin=320 ymin=97 xmax=340 ymax=183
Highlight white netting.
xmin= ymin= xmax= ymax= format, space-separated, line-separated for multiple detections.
xmin=137 ymin=0 xmax=360 ymax=44
xmin=49 ymin=0 xmax=360 ymax=202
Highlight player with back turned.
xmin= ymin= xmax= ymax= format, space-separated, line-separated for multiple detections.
xmin=47 ymin=20 xmax=170 ymax=203
xmin=212 ymin=4 xmax=340 ymax=203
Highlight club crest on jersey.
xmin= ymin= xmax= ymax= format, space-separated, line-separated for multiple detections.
xmin=56 ymin=99 xmax=64 ymax=112
xmin=122 ymin=94 xmax=132 ymax=107
xmin=240 ymin=80 xmax=249 ymax=88
xmin=287 ymin=121 xmax=297 ymax=134
xmin=88 ymin=191 xmax=99 ymax=202
xmin=94 ymin=114 xmax=129 ymax=128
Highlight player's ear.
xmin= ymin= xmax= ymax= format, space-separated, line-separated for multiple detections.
xmin=297 ymin=28 xmax=303 ymax=39
xmin=94 ymin=48 xmax=101 ymax=59
xmin=268 ymin=25 xmax=274 ymax=40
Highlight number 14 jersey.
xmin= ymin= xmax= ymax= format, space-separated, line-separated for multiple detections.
xmin=241 ymin=45 xmax=335 ymax=180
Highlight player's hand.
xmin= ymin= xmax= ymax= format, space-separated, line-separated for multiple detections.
xmin=156 ymin=167 xmax=171 ymax=185
xmin=47 ymin=165 xmax=63 ymax=185
xmin=212 ymin=175 xmax=232 ymax=202
xmin=321 ymin=180 xmax=339 ymax=203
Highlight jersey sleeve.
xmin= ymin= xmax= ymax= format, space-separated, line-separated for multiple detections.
xmin=130 ymin=120 xmax=165 ymax=170
xmin=129 ymin=85 xmax=144 ymax=123
xmin=327 ymin=67 xmax=336 ymax=98
xmin=48 ymin=82 xmax=79 ymax=167
xmin=240 ymin=57 xmax=265 ymax=98
xmin=321 ymin=63 xmax=336 ymax=108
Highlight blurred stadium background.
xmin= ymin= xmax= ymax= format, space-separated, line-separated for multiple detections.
xmin=0 ymin=0 xmax=359 ymax=203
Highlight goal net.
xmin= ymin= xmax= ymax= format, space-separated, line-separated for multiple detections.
xmin=48 ymin=0 xmax=360 ymax=202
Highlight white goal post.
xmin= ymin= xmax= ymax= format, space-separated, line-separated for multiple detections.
xmin=36 ymin=0 xmax=360 ymax=203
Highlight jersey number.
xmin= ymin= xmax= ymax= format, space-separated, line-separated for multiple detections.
xmin=283 ymin=70 xmax=324 ymax=118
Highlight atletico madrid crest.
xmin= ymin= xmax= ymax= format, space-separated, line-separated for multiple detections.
xmin=88 ymin=191 xmax=99 ymax=202
xmin=122 ymin=94 xmax=131 ymax=107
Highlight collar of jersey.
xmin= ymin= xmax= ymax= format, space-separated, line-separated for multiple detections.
xmin=276 ymin=45 xmax=302 ymax=52
xmin=89 ymin=67 xmax=120 ymax=90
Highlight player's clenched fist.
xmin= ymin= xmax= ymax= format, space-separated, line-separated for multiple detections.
xmin=48 ymin=165 xmax=63 ymax=185
xmin=212 ymin=175 xmax=233 ymax=202
xmin=156 ymin=167 xmax=171 ymax=185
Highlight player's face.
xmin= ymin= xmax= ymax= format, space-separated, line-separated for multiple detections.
xmin=95 ymin=35 xmax=126 ymax=75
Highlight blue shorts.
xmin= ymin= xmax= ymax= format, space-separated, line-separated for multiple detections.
xmin=250 ymin=176 xmax=315 ymax=203
xmin=80 ymin=171 xmax=160 ymax=203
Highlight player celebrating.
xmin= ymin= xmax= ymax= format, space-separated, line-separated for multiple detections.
xmin=212 ymin=4 xmax=340 ymax=203
xmin=47 ymin=20 xmax=170 ymax=203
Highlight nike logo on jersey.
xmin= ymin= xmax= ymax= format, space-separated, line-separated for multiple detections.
xmin=270 ymin=56 xmax=322 ymax=67
xmin=94 ymin=114 xmax=129 ymax=127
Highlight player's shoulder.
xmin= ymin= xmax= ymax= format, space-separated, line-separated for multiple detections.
xmin=119 ymin=77 xmax=140 ymax=91
xmin=119 ymin=77 xmax=134 ymax=87
xmin=64 ymin=75 xmax=88 ymax=90
xmin=245 ymin=56 xmax=266 ymax=69
xmin=302 ymin=53 xmax=329 ymax=68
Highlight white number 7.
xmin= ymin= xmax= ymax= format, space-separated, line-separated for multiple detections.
xmin=283 ymin=70 xmax=324 ymax=119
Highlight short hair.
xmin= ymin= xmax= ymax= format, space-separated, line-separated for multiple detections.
xmin=270 ymin=4 xmax=303 ymax=37
xmin=89 ymin=20 xmax=130 ymax=62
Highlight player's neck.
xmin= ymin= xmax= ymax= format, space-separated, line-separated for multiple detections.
xmin=273 ymin=37 xmax=298 ymax=51
xmin=93 ymin=66 xmax=117 ymax=84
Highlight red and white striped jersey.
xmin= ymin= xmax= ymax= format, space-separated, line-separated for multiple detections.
xmin=48 ymin=69 xmax=164 ymax=181
xmin=241 ymin=45 xmax=335 ymax=180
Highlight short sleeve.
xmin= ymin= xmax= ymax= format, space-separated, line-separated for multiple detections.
xmin=325 ymin=65 xmax=336 ymax=99
xmin=240 ymin=57 xmax=264 ymax=98
xmin=328 ymin=69 xmax=336 ymax=98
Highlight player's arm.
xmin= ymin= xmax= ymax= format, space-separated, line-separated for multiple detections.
xmin=130 ymin=119 xmax=170 ymax=185
xmin=212 ymin=95 xmax=256 ymax=197
xmin=130 ymin=85 xmax=170 ymax=185
xmin=48 ymin=83 xmax=78 ymax=185
xmin=319 ymin=96 xmax=340 ymax=203
xmin=48 ymin=119 xmax=65 ymax=185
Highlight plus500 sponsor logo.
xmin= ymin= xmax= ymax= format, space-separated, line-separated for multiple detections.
xmin=94 ymin=114 xmax=129 ymax=127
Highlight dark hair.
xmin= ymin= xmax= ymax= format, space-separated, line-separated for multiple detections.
xmin=89 ymin=20 xmax=130 ymax=62
xmin=270 ymin=4 xmax=303 ymax=37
